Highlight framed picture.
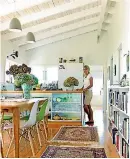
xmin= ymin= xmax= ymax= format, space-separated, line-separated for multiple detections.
xmin=126 ymin=52 xmax=129 ymax=72
xmin=79 ymin=57 xmax=83 ymax=63
xmin=114 ymin=65 xmax=116 ymax=76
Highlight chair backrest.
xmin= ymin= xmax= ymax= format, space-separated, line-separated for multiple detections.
xmin=23 ymin=100 xmax=39 ymax=128
xmin=36 ymin=99 xmax=48 ymax=122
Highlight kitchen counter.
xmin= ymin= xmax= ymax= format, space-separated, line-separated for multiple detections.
xmin=1 ymin=90 xmax=84 ymax=124
xmin=1 ymin=90 xmax=83 ymax=93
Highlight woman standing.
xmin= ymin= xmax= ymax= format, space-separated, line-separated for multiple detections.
xmin=83 ymin=65 xmax=94 ymax=124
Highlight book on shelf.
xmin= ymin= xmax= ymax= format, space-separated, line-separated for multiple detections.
xmin=120 ymin=92 xmax=128 ymax=113
xmin=115 ymin=132 xmax=119 ymax=151
xmin=108 ymin=87 xmax=129 ymax=158
xmin=122 ymin=138 xmax=129 ymax=158
xmin=112 ymin=128 xmax=118 ymax=144
xmin=113 ymin=111 xmax=120 ymax=128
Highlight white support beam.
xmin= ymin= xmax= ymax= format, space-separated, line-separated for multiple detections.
xmin=109 ymin=0 xmax=119 ymax=2
xmin=1 ymin=0 xmax=99 ymax=32
xmin=3 ymin=6 xmax=101 ymax=41
xmin=97 ymin=0 xmax=108 ymax=39
xmin=0 ymin=0 xmax=51 ymax=16
xmin=23 ymin=23 xmax=98 ymax=51
xmin=18 ymin=16 xmax=100 ymax=47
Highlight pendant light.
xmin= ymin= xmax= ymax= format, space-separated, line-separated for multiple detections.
xmin=26 ymin=32 xmax=36 ymax=43
xmin=9 ymin=18 xmax=22 ymax=32
xmin=9 ymin=0 xmax=22 ymax=32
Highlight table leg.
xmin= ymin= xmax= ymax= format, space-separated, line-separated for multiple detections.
xmin=13 ymin=108 xmax=20 ymax=158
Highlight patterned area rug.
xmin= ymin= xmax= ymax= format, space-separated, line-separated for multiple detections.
xmin=51 ymin=126 xmax=99 ymax=145
xmin=41 ymin=146 xmax=107 ymax=158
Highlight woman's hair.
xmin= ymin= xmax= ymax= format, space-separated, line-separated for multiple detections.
xmin=84 ymin=65 xmax=90 ymax=73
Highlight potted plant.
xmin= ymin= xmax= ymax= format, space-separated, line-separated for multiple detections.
xmin=6 ymin=64 xmax=31 ymax=90
xmin=14 ymin=73 xmax=38 ymax=99
xmin=64 ymin=77 xmax=79 ymax=90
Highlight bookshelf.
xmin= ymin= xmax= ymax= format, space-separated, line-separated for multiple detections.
xmin=108 ymin=87 xmax=129 ymax=158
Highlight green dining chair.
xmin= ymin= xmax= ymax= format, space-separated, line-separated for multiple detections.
xmin=3 ymin=115 xmax=12 ymax=121
xmin=20 ymin=99 xmax=48 ymax=147
xmin=35 ymin=99 xmax=48 ymax=147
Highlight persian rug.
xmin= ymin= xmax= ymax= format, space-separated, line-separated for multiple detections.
xmin=51 ymin=126 xmax=99 ymax=145
xmin=41 ymin=146 xmax=107 ymax=158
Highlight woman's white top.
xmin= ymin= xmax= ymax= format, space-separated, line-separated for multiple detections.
xmin=83 ymin=74 xmax=93 ymax=91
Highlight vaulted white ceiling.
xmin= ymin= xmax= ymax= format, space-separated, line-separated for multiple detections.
xmin=0 ymin=0 xmax=118 ymax=50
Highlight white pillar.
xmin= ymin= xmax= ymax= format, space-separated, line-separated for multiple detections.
xmin=103 ymin=65 xmax=108 ymax=113
xmin=0 ymin=33 xmax=6 ymax=83
xmin=0 ymin=55 xmax=6 ymax=83
xmin=0 ymin=39 xmax=10 ymax=83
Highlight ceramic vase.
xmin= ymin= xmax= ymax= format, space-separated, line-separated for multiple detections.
xmin=66 ymin=85 xmax=74 ymax=91
xmin=22 ymin=83 xmax=32 ymax=99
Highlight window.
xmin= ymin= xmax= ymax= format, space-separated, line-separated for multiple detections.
xmin=5 ymin=59 xmax=19 ymax=83
xmin=31 ymin=65 xmax=58 ymax=84
xmin=45 ymin=67 xmax=58 ymax=83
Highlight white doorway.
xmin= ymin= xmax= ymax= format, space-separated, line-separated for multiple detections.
xmin=90 ymin=66 xmax=103 ymax=108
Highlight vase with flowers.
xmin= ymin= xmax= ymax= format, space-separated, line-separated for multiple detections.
xmin=64 ymin=77 xmax=79 ymax=90
xmin=14 ymin=73 xmax=38 ymax=99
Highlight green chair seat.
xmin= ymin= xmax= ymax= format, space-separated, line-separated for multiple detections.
xmin=20 ymin=100 xmax=48 ymax=122
xmin=20 ymin=115 xmax=29 ymax=121
xmin=3 ymin=116 xmax=12 ymax=120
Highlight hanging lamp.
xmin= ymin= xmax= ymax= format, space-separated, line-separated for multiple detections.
xmin=26 ymin=32 xmax=36 ymax=43
xmin=9 ymin=0 xmax=22 ymax=32
xmin=9 ymin=18 xmax=22 ymax=32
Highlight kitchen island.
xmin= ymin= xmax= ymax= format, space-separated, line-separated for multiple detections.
xmin=1 ymin=90 xmax=84 ymax=124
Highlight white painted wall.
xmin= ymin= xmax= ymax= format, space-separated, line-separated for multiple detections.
xmin=107 ymin=0 xmax=130 ymax=78
xmin=105 ymin=0 xmax=130 ymax=112
xmin=27 ymin=31 xmax=108 ymax=66
xmin=0 ymin=39 xmax=29 ymax=82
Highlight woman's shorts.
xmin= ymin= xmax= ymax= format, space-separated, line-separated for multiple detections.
xmin=84 ymin=90 xmax=93 ymax=105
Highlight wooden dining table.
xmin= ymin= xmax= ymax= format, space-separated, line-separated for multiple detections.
xmin=0 ymin=98 xmax=47 ymax=158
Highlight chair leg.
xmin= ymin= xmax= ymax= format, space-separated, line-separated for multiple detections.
xmin=43 ymin=120 xmax=47 ymax=140
xmin=36 ymin=123 xmax=42 ymax=147
xmin=28 ymin=130 xmax=35 ymax=157
xmin=1 ymin=140 xmax=4 ymax=158
xmin=5 ymin=136 xmax=14 ymax=158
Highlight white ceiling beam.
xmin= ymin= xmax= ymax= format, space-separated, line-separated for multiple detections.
xmin=0 ymin=0 xmax=51 ymax=16
xmin=109 ymin=0 xmax=119 ymax=2
xmin=97 ymin=0 xmax=108 ymax=38
xmin=3 ymin=6 xmax=101 ymax=40
xmin=1 ymin=0 xmax=99 ymax=31
xmin=18 ymin=17 xmax=100 ymax=47
xmin=23 ymin=24 xmax=98 ymax=51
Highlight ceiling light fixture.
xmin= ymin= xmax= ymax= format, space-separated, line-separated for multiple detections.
xmin=9 ymin=0 xmax=22 ymax=32
xmin=26 ymin=32 xmax=36 ymax=43
xmin=9 ymin=17 xmax=22 ymax=32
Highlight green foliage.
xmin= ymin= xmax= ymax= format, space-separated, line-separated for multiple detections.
xmin=30 ymin=74 xmax=38 ymax=85
xmin=64 ymin=77 xmax=79 ymax=87
xmin=6 ymin=63 xmax=31 ymax=76
xmin=14 ymin=73 xmax=38 ymax=87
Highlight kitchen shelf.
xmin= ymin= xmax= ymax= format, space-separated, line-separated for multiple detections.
xmin=109 ymin=117 xmax=129 ymax=145
xmin=52 ymin=111 xmax=81 ymax=113
xmin=118 ymin=131 xmax=129 ymax=146
xmin=113 ymin=105 xmax=129 ymax=117
xmin=52 ymin=102 xmax=81 ymax=104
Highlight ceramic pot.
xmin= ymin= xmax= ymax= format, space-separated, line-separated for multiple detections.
xmin=22 ymin=83 xmax=32 ymax=99
xmin=66 ymin=85 xmax=74 ymax=91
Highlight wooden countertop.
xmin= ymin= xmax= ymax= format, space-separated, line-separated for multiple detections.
xmin=1 ymin=90 xmax=83 ymax=94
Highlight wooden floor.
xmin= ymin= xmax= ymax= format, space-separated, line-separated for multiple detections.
xmin=2 ymin=108 xmax=120 ymax=158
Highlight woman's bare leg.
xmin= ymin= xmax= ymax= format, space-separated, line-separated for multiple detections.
xmin=84 ymin=105 xmax=90 ymax=120
xmin=88 ymin=105 xmax=94 ymax=122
